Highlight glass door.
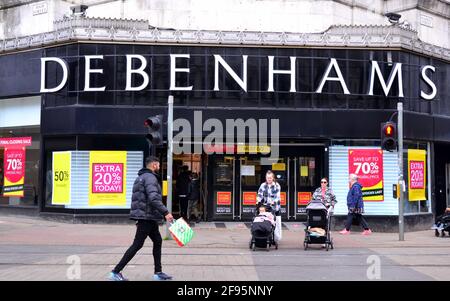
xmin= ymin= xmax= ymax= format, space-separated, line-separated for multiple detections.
xmin=239 ymin=156 xmax=288 ymax=220
xmin=295 ymin=156 xmax=320 ymax=216
xmin=210 ymin=155 xmax=235 ymax=220
xmin=239 ymin=157 xmax=262 ymax=220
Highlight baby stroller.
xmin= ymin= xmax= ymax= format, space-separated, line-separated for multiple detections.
xmin=303 ymin=200 xmax=334 ymax=251
xmin=432 ymin=210 xmax=450 ymax=237
xmin=249 ymin=204 xmax=278 ymax=251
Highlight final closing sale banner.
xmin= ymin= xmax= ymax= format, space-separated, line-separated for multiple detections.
xmin=348 ymin=149 xmax=384 ymax=202
xmin=408 ymin=149 xmax=426 ymax=201
xmin=88 ymin=151 xmax=127 ymax=207
xmin=3 ymin=147 xmax=26 ymax=197
xmin=52 ymin=151 xmax=71 ymax=205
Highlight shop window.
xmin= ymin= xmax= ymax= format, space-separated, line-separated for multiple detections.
xmin=0 ymin=127 xmax=40 ymax=207
xmin=403 ymin=142 xmax=430 ymax=214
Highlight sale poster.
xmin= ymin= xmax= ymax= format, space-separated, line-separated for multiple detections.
xmin=348 ymin=149 xmax=384 ymax=202
xmin=408 ymin=149 xmax=426 ymax=201
xmin=297 ymin=192 xmax=311 ymax=205
xmin=88 ymin=151 xmax=127 ymax=206
xmin=242 ymin=191 xmax=257 ymax=206
xmin=280 ymin=192 xmax=287 ymax=206
xmin=216 ymin=191 xmax=232 ymax=214
xmin=2 ymin=147 xmax=26 ymax=197
xmin=51 ymin=151 xmax=71 ymax=205
xmin=280 ymin=192 xmax=287 ymax=214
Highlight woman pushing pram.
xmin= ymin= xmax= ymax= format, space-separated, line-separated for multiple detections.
xmin=256 ymin=171 xmax=282 ymax=242
xmin=249 ymin=171 xmax=281 ymax=251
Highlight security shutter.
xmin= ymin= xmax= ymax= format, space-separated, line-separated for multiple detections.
xmin=329 ymin=146 xmax=399 ymax=216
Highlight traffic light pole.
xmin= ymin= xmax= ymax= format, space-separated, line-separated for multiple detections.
xmin=397 ymin=102 xmax=404 ymax=241
xmin=165 ymin=95 xmax=174 ymax=240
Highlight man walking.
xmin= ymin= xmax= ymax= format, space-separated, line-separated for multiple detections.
xmin=108 ymin=156 xmax=174 ymax=281
xmin=339 ymin=174 xmax=372 ymax=235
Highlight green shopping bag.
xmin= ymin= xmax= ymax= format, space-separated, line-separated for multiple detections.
xmin=169 ymin=218 xmax=194 ymax=247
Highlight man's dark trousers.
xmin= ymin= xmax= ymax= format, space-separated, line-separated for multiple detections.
xmin=113 ymin=220 xmax=162 ymax=274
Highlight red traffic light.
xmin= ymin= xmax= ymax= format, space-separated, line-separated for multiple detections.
xmin=384 ymin=124 xmax=395 ymax=136
xmin=144 ymin=116 xmax=161 ymax=130
xmin=381 ymin=121 xmax=397 ymax=152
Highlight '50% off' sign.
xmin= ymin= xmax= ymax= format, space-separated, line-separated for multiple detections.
xmin=92 ymin=163 xmax=124 ymax=193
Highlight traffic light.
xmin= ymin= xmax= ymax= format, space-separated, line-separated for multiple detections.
xmin=381 ymin=121 xmax=397 ymax=152
xmin=144 ymin=114 xmax=163 ymax=146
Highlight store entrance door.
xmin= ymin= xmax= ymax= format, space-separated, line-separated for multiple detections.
xmin=208 ymin=155 xmax=235 ymax=220
xmin=291 ymin=150 xmax=325 ymax=219
xmin=238 ymin=156 xmax=289 ymax=221
xmin=169 ymin=154 xmax=202 ymax=219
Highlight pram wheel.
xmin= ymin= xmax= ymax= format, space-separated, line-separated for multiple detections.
xmin=249 ymin=240 xmax=253 ymax=249
xmin=435 ymin=229 xmax=440 ymax=237
xmin=303 ymin=242 xmax=308 ymax=250
xmin=325 ymin=243 xmax=329 ymax=251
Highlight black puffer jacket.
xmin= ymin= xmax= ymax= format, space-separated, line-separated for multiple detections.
xmin=130 ymin=168 xmax=169 ymax=221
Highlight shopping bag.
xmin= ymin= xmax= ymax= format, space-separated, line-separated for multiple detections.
xmin=169 ymin=218 xmax=194 ymax=247
xmin=274 ymin=215 xmax=282 ymax=242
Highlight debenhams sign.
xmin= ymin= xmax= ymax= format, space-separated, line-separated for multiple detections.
xmin=40 ymin=54 xmax=437 ymax=100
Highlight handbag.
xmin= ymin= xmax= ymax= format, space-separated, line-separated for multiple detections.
xmin=169 ymin=218 xmax=195 ymax=247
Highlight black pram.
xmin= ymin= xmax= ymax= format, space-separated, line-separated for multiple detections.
xmin=303 ymin=200 xmax=334 ymax=251
xmin=432 ymin=210 xmax=450 ymax=237
xmin=249 ymin=204 xmax=278 ymax=251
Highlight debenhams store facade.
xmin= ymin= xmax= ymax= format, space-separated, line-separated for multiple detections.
xmin=0 ymin=19 xmax=449 ymax=230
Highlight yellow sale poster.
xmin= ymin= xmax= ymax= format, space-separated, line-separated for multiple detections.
xmin=51 ymin=151 xmax=71 ymax=205
xmin=88 ymin=151 xmax=127 ymax=206
xmin=408 ymin=149 xmax=426 ymax=201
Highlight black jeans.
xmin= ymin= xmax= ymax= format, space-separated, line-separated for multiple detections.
xmin=179 ymin=196 xmax=189 ymax=220
xmin=113 ymin=220 xmax=162 ymax=274
xmin=345 ymin=213 xmax=370 ymax=231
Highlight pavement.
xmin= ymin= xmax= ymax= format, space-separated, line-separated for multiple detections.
xmin=0 ymin=214 xmax=449 ymax=281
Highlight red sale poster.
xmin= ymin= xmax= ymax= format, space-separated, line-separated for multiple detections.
xmin=348 ymin=149 xmax=384 ymax=202
xmin=242 ymin=191 xmax=257 ymax=206
xmin=3 ymin=147 xmax=26 ymax=197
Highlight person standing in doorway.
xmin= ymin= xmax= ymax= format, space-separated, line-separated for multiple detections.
xmin=176 ymin=165 xmax=191 ymax=221
xmin=108 ymin=156 xmax=174 ymax=281
xmin=188 ymin=172 xmax=201 ymax=223
xmin=340 ymin=173 xmax=372 ymax=235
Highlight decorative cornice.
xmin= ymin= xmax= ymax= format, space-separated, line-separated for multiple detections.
xmin=0 ymin=17 xmax=448 ymax=62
